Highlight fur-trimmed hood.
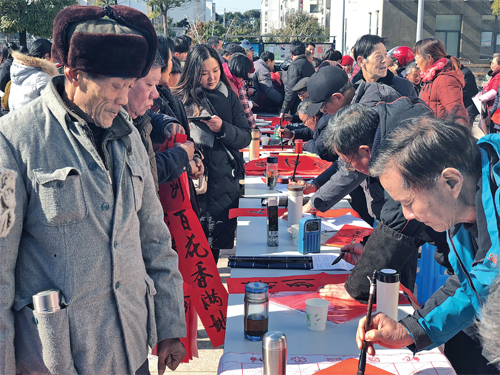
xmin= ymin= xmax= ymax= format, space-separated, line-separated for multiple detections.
xmin=10 ymin=51 xmax=58 ymax=85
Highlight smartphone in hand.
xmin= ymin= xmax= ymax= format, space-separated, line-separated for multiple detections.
xmin=187 ymin=116 xmax=213 ymax=121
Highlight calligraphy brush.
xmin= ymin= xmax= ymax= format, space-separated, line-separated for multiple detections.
xmin=357 ymin=270 xmax=377 ymax=375
xmin=279 ymin=116 xmax=284 ymax=150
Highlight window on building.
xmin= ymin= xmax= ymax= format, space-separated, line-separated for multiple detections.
xmin=368 ymin=12 xmax=371 ymax=34
xmin=376 ymin=10 xmax=379 ymax=35
xmin=435 ymin=15 xmax=462 ymax=58
xmin=310 ymin=4 xmax=318 ymax=13
xmin=480 ymin=15 xmax=500 ymax=60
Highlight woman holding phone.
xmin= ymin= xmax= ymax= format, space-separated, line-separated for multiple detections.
xmin=174 ymin=44 xmax=251 ymax=263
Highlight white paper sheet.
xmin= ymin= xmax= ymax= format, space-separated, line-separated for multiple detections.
xmin=311 ymin=254 xmax=354 ymax=271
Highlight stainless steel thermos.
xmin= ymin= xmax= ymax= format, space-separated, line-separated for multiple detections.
xmin=262 ymin=331 xmax=287 ymax=375
xmin=33 ymin=289 xmax=61 ymax=313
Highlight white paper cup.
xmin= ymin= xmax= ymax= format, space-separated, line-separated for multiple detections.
xmin=291 ymin=224 xmax=299 ymax=247
xmin=305 ymin=298 xmax=329 ymax=331
xmin=261 ymin=136 xmax=270 ymax=145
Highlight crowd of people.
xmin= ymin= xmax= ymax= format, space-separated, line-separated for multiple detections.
xmin=0 ymin=3 xmax=500 ymax=375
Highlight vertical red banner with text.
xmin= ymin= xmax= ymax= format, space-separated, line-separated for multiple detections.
xmin=157 ymin=135 xmax=228 ymax=353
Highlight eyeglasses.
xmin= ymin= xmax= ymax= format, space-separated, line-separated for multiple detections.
xmin=320 ymin=97 xmax=331 ymax=111
xmin=344 ymin=155 xmax=356 ymax=172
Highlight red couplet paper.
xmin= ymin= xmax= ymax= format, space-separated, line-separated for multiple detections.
xmin=271 ymin=117 xmax=290 ymax=127
xmin=270 ymin=291 xmax=409 ymax=325
xmin=324 ymin=225 xmax=374 ymax=247
xmin=227 ymin=272 xmax=350 ymax=294
xmin=228 ymin=273 xmax=411 ymax=325
xmin=245 ymin=155 xmax=331 ymax=176
xmin=157 ymin=134 xmax=228 ymax=354
xmin=314 ymin=358 xmax=394 ymax=375
xmin=316 ymin=209 xmax=361 ymax=219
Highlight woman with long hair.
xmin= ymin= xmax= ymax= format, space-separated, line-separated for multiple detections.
xmin=223 ymin=52 xmax=256 ymax=128
xmin=413 ymin=38 xmax=469 ymax=126
xmin=174 ymin=44 xmax=251 ymax=263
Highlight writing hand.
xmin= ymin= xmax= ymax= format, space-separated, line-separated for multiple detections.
xmin=340 ymin=243 xmax=364 ymax=265
xmin=356 ymin=313 xmax=413 ymax=356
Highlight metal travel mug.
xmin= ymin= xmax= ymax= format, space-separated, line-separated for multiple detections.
xmin=249 ymin=128 xmax=261 ymax=161
xmin=263 ymin=331 xmax=287 ymax=375
xmin=33 ymin=289 xmax=61 ymax=313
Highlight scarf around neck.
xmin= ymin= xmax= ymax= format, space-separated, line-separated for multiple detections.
xmin=222 ymin=63 xmax=244 ymax=89
xmin=420 ymin=58 xmax=448 ymax=82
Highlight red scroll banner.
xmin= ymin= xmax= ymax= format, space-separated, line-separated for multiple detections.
xmin=245 ymin=154 xmax=332 ymax=176
xmin=156 ymin=134 xmax=228 ymax=358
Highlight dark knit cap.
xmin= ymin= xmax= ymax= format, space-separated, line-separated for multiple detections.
xmin=52 ymin=5 xmax=157 ymax=78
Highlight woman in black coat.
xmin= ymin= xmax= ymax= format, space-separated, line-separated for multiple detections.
xmin=174 ymin=44 xmax=251 ymax=263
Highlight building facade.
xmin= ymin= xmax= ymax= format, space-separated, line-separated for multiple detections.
xmin=261 ymin=0 xmax=330 ymax=34
xmin=329 ymin=0 xmax=496 ymax=63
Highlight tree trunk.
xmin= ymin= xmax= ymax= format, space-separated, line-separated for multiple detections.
xmin=19 ymin=30 xmax=27 ymax=48
xmin=163 ymin=11 xmax=168 ymax=34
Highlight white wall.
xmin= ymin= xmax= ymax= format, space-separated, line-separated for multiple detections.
xmin=329 ymin=0 xmax=383 ymax=54
xmin=261 ymin=0 xmax=281 ymax=34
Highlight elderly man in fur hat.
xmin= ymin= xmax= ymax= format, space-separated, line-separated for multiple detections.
xmin=0 ymin=5 xmax=186 ymax=375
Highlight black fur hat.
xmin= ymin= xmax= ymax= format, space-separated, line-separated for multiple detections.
xmin=52 ymin=5 xmax=157 ymax=78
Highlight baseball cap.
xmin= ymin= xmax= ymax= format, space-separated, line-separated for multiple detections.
xmin=306 ymin=65 xmax=349 ymax=116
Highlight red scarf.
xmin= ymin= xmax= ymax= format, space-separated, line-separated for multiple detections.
xmin=222 ymin=63 xmax=243 ymax=89
xmin=420 ymin=58 xmax=447 ymax=82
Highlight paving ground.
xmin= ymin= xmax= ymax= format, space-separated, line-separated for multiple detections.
xmin=150 ymin=119 xmax=485 ymax=375
xmin=149 ymin=247 xmax=234 ymax=375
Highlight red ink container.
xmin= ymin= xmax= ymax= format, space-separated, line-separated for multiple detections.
xmin=294 ymin=139 xmax=303 ymax=154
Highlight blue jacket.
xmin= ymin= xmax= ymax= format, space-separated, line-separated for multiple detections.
xmin=400 ymin=134 xmax=500 ymax=351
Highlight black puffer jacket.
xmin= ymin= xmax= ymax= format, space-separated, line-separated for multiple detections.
xmin=150 ymin=84 xmax=201 ymax=215
xmin=281 ymin=55 xmax=315 ymax=115
xmin=182 ymin=83 xmax=251 ymax=249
